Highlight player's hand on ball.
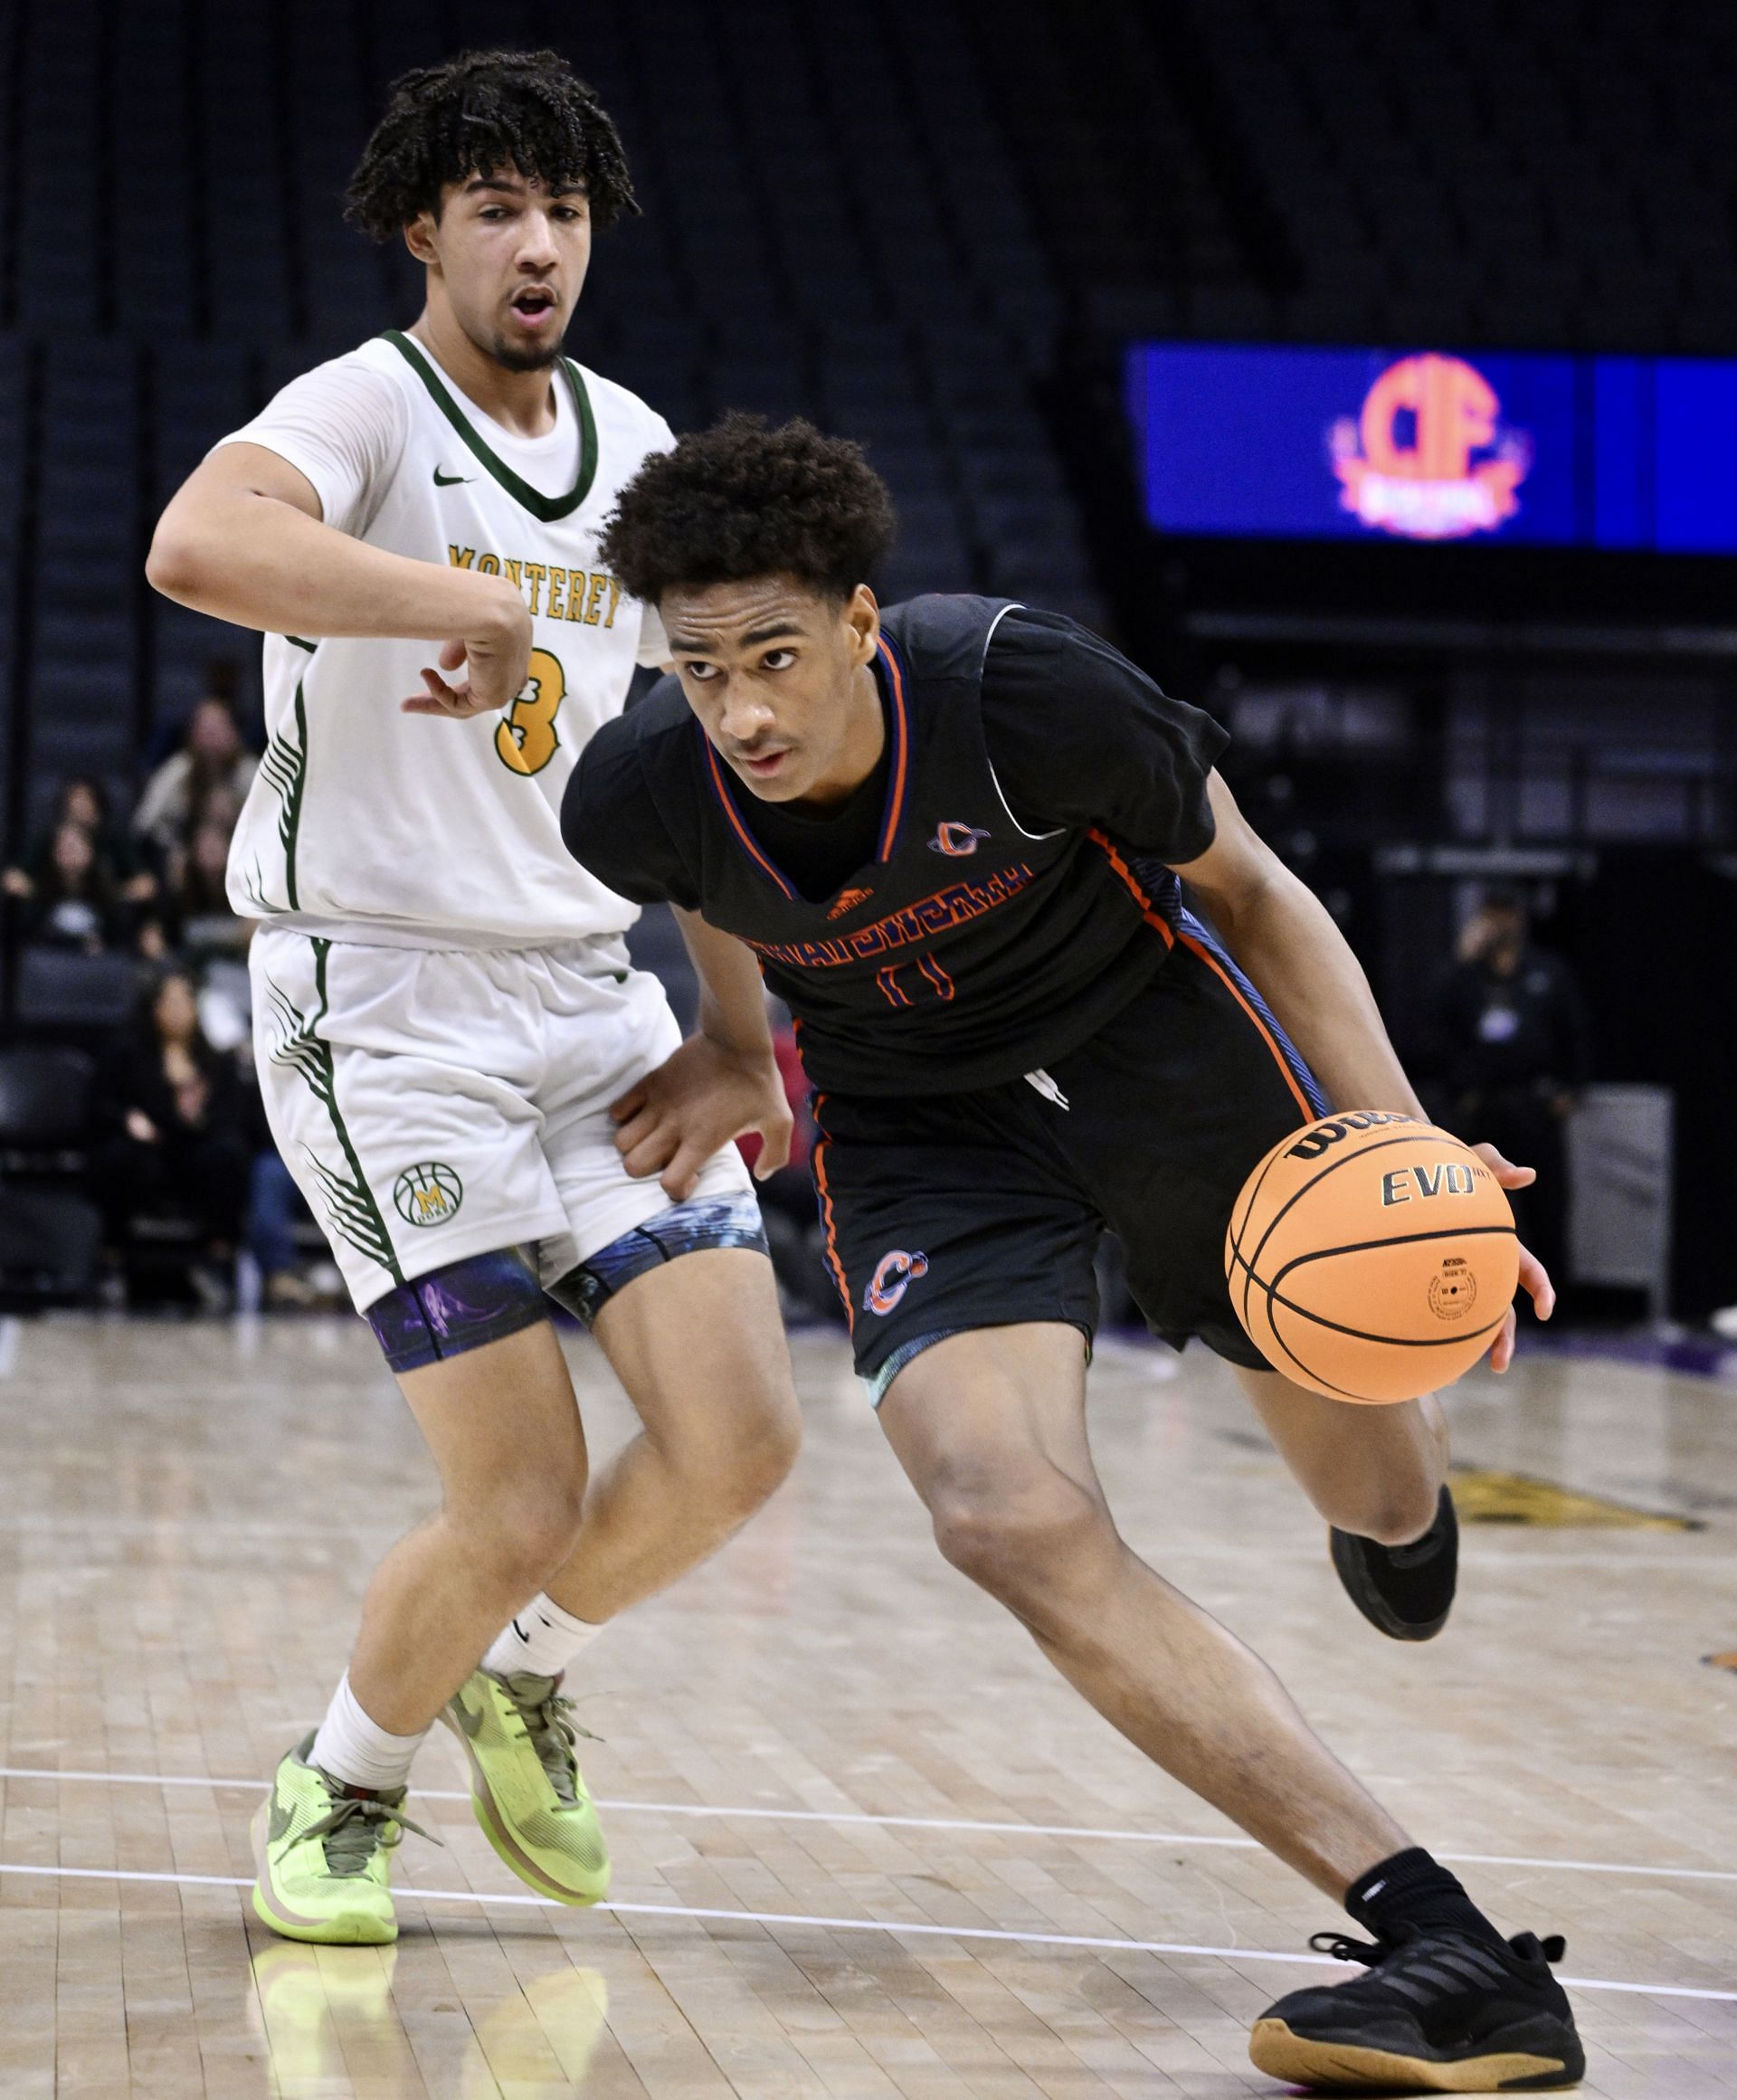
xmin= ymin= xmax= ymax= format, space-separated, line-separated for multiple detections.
xmin=1470 ymin=1141 xmax=1555 ymax=1373
xmin=610 ymin=1036 xmax=793 ymax=1202
xmin=401 ymin=581 xmax=533 ymax=719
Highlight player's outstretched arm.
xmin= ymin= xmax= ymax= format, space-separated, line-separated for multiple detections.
xmin=146 ymin=443 xmax=532 ymax=716
xmin=609 ymin=908 xmax=793 ymax=1202
xmin=1173 ymin=773 xmax=1552 ymax=1365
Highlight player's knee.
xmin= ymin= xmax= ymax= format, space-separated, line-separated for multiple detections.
xmin=728 ymin=1384 xmax=802 ymax=1507
xmin=927 ymin=1465 xmax=1107 ymax=1602
xmin=664 ymin=1380 xmax=801 ymax=1522
xmin=454 ymin=1462 xmax=589 ymax=1593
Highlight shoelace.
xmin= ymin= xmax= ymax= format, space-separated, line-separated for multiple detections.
xmin=508 ymin=1685 xmax=600 ymax=1808
xmin=1308 ymin=1925 xmax=1566 ymax=1972
xmin=1311 ymin=1928 xmax=1408 ymax=1966
xmin=302 ymin=1791 xmax=439 ymax=1877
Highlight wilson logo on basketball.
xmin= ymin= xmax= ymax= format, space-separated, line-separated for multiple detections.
xmin=864 ymin=1249 xmax=929 ymax=1316
xmin=1285 ymin=1110 xmax=1414 ymax=1162
xmin=1329 ymin=354 xmax=1533 ymax=541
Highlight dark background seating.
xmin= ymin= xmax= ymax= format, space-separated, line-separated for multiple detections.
xmin=0 ymin=0 xmax=1731 ymax=1315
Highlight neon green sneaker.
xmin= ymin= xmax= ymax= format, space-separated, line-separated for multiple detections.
xmin=441 ymin=1669 xmax=611 ymax=1905
xmin=250 ymin=1734 xmax=418 ymax=1945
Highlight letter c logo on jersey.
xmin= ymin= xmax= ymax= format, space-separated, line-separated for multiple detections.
xmin=928 ymin=822 xmax=991 ymax=858
xmin=864 ymin=1249 xmax=929 ymax=1316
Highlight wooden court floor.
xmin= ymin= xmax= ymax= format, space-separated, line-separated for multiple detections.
xmin=0 ymin=1312 xmax=1732 ymax=2098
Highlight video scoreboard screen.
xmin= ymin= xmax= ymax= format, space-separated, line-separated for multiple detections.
xmin=1125 ymin=343 xmax=1737 ymax=553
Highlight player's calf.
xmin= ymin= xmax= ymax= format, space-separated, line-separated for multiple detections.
xmin=1237 ymin=1368 xmax=1448 ymax=1545
xmin=1236 ymin=1366 xmax=1459 ymax=1638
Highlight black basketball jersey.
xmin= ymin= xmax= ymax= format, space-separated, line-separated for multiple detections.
xmin=569 ymin=595 xmax=1201 ymax=1096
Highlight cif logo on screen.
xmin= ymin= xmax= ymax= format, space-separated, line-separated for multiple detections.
xmin=1328 ymin=354 xmax=1532 ymax=539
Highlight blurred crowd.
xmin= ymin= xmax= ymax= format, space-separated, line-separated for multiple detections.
xmin=1 ymin=664 xmax=331 ymax=1310
xmin=4 ymin=677 xmax=255 ymax=983
xmin=0 ymin=663 xmax=849 ymax=1326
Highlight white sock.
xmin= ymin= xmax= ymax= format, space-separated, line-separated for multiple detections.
xmin=308 ymin=1671 xmax=428 ymax=1793
xmin=482 ymin=1593 xmax=604 ymax=1680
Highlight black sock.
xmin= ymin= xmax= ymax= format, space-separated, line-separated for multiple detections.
xmin=1347 ymin=1847 xmax=1507 ymax=1950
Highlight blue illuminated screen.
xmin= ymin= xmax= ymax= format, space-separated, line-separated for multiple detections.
xmin=1125 ymin=343 xmax=1737 ymax=553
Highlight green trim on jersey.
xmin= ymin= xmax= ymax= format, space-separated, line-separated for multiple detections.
xmin=257 ymin=679 xmax=309 ymax=910
xmin=262 ymin=940 xmax=403 ymax=1285
xmin=283 ymin=635 xmax=318 ymax=653
xmin=382 ymin=330 xmax=599 ymax=522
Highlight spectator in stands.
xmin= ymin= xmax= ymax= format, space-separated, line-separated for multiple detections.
xmin=153 ymin=795 xmax=252 ymax=1049
xmin=162 ymin=807 xmax=252 ymax=972
xmin=90 ymin=967 xmax=258 ymax=1307
xmin=1429 ymin=886 xmax=1591 ymax=1295
xmin=4 ymin=774 xmax=157 ymax=907
xmin=246 ymin=1150 xmax=327 ymax=1309
xmin=16 ymin=820 xmax=137 ymax=955
xmin=133 ymin=679 xmax=259 ymax=865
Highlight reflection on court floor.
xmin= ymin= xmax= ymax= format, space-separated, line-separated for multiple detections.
xmin=0 ymin=1316 xmax=1732 ymax=2098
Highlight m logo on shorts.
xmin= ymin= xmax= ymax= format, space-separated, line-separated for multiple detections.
xmin=393 ymin=1162 xmax=464 ymax=1228
xmin=865 ymin=1249 xmax=928 ymax=1316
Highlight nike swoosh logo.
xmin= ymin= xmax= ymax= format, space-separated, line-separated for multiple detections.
xmin=433 ymin=468 xmax=473 ymax=486
xmin=268 ymin=1792 xmax=294 ymax=1843
xmin=451 ymin=1691 xmax=485 ymax=1738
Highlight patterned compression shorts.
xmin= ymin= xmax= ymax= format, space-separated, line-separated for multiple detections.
xmin=366 ymin=1192 xmax=769 ymax=1373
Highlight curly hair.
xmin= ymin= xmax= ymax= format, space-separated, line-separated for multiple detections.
xmin=346 ymin=49 xmax=638 ymax=241
xmin=599 ymin=415 xmax=897 ymax=604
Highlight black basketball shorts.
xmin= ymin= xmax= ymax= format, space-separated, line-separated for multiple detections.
xmin=810 ymin=917 xmax=1329 ymax=1398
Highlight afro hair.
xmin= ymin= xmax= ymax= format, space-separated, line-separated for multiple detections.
xmin=346 ymin=48 xmax=637 ymax=241
xmin=599 ymin=415 xmax=897 ymax=605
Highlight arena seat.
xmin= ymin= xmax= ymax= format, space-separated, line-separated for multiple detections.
xmin=8 ymin=0 xmax=1729 ymax=901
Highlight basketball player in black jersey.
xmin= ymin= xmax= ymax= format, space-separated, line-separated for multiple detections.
xmin=555 ymin=419 xmax=1582 ymax=2093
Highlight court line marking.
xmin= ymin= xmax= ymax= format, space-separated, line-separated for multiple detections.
xmin=2 ymin=1764 xmax=1733 ymax=1887
xmin=0 ymin=1859 xmax=1729 ymax=2003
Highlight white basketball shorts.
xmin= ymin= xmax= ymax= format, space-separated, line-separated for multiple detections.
xmin=251 ymin=926 xmax=754 ymax=1312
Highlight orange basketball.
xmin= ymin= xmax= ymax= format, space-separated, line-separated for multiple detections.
xmin=1224 ymin=1111 xmax=1517 ymax=1404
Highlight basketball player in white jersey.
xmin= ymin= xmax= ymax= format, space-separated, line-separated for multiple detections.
xmin=147 ymin=50 xmax=802 ymax=1945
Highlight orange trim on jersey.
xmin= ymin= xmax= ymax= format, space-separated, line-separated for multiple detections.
xmin=874 ymin=636 xmax=910 ymax=860
xmin=1087 ymin=826 xmax=1175 ymax=946
xmin=702 ymin=736 xmax=797 ymax=898
xmin=810 ymin=1097 xmax=853 ymax=1328
xmin=1088 ymin=827 xmax=1311 ymax=1122
xmin=1176 ymin=928 xmax=1314 ymax=1122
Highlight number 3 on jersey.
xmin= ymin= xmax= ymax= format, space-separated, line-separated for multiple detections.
xmin=495 ymin=647 xmax=565 ymax=776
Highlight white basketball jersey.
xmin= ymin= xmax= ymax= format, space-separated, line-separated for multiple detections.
xmin=222 ymin=331 xmax=672 ymax=948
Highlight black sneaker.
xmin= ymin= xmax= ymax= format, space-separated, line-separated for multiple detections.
xmin=1250 ymin=1922 xmax=1584 ymax=2092
xmin=1331 ymin=1484 xmax=1458 ymax=1640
